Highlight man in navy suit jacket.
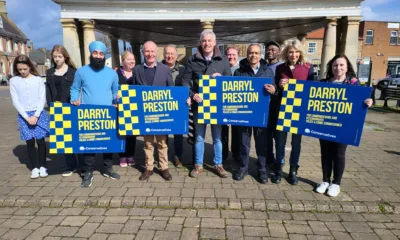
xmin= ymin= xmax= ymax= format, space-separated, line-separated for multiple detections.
xmin=133 ymin=41 xmax=174 ymax=182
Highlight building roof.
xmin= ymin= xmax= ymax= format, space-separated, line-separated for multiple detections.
xmin=307 ymin=28 xmax=324 ymax=39
xmin=29 ymin=48 xmax=50 ymax=65
xmin=0 ymin=13 xmax=28 ymax=42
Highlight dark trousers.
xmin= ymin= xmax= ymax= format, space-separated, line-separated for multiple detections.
xmin=26 ymin=138 xmax=46 ymax=169
xmin=222 ymin=125 xmax=229 ymax=160
xmin=65 ymin=154 xmax=83 ymax=171
xmin=266 ymin=108 xmax=279 ymax=165
xmin=237 ymin=126 xmax=268 ymax=173
xmin=119 ymin=136 xmax=136 ymax=158
xmin=83 ymin=153 xmax=113 ymax=172
xmin=275 ymin=130 xmax=302 ymax=167
xmin=320 ymin=139 xmax=347 ymax=185
xmin=167 ymin=135 xmax=184 ymax=159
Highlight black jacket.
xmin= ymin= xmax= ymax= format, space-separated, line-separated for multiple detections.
xmin=46 ymin=66 xmax=76 ymax=105
xmin=116 ymin=67 xmax=134 ymax=85
xmin=133 ymin=62 xmax=174 ymax=86
xmin=182 ymin=46 xmax=231 ymax=97
xmin=233 ymin=58 xmax=274 ymax=79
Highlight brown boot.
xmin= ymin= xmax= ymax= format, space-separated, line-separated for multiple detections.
xmin=174 ymin=157 xmax=183 ymax=168
xmin=214 ymin=164 xmax=229 ymax=178
xmin=160 ymin=169 xmax=172 ymax=181
xmin=189 ymin=164 xmax=203 ymax=178
xmin=139 ymin=170 xmax=153 ymax=181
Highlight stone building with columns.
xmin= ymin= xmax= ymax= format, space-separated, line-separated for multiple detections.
xmin=53 ymin=0 xmax=363 ymax=79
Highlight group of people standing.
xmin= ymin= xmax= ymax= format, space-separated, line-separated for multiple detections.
xmin=9 ymin=29 xmax=372 ymax=197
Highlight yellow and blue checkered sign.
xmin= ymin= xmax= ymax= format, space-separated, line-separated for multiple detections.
xmin=198 ymin=75 xmax=273 ymax=127
xmin=118 ymin=85 xmax=189 ymax=135
xmin=49 ymin=103 xmax=125 ymax=153
xmin=276 ymin=79 xmax=372 ymax=146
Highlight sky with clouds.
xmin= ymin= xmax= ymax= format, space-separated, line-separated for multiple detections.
xmin=5 ymin=0 xmax=400 ymax=50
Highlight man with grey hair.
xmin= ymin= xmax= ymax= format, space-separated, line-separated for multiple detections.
xmin=162 ymin=44 xmax=185 ymax=168
xmin=182 ymin=29 xmax=231 ymax=178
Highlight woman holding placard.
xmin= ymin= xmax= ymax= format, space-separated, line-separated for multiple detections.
xmin=315 ymin=54 xmax=372 ymax=197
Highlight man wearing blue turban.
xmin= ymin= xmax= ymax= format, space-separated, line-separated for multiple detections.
xmin=70 ymin=40 xmax=120 ymax=187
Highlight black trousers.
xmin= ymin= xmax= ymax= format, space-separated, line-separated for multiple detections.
xmin=236 ymin=126 xmax=268 ymax=173
xmin=119 ymin=136 xmax=136 ymax=158
xmin=83 ymin=153 xmax=113 ymax=172
xmin=222 ymin=125 xmax=229 ymax=160
xmin=26 ymin=138 xmax=46 ymax=169
xmin=222 ymin=125 xmax=240 ymax=161
xmin=320 ymin=139 xmax=347 ymax=185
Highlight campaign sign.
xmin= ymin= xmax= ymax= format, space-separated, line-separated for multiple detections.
xmin=49 ymin=102 xmax=125 ymax=154
xmin=276 ymin=79 xmax=372 ymax=146
xmin=197 ymin=75 xmax=272 ymax=127
xmin=118 ymin=85 xmax=189 ymax=135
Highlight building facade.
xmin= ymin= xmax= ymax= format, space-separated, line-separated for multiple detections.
xmin=358 ymin=21 xmax=400 ymax=82
xmin=0 ymin=0 xmax=29 ymax=77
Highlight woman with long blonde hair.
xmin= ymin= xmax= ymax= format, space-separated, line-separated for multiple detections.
xmin=46 ymin=45 xmax=78 ymax=177
xmin=270 ymin=39 xmax=315 ymax=185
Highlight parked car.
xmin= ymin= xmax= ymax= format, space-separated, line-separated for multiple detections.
xmin=375 ymin=74 xmax=400 ymax=99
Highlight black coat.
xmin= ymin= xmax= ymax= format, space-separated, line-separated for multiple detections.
xmin=182 ymin=46 xmax=231 ymax=97
xmin=233 ymin=58 xmax=274 ymax=79
xmin=116 ymin=67 xmax=134 ymax=85
xmin=133 ymin=62 xmax=173 ymax=86
xmin=46 ymin=66 xmax=76 ymax=105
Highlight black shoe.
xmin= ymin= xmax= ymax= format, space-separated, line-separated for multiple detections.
xmin=271 ymin=164 xmax=282 ymax=184
xmin=258 ymin=171 xmax=268 ymax=184
xmin=62 ymin=169 xmax=76 ymax=177
xmin=81 ymin=171 xmax=93 ymax=187
xmin=288 ymin=165 xmax=299 ymax=185
xmin=103 ymin=168 xmax=120 ymax=180
xmin=233 ymin=168 xmax=248 ymax=181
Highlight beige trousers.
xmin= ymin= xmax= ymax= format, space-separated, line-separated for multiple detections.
xmin=144 ymin=135 xmax=168 ymax=171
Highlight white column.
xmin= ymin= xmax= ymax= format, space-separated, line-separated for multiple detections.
xmin=110 ymin=35 xmax=120 ymax=68
xmin=319 ymin=18 xmax=338 ymax=79
xmin=60 ymin=18 xmax=82 ymax=67
xmin=81 ymin=20 xmax=96 ymax=65
xmin=201 ymin=19 xmax=215 ymax=31
xmin=344 ymin=17 xmax=362 ymax=73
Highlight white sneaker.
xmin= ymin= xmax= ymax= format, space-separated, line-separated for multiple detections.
xmin=327 ymin=184 xmax=341 ymax=197
xmin=31 ymin=168 xmax=40 ymax=179
xmin=316 ymin=182 xmax=330 ymax=194
xmin=39 ymin=167 xmax=48 ymax=178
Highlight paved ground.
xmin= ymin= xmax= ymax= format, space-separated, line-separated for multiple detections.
xmin=0 ymin=86 xmax=400 ymax=239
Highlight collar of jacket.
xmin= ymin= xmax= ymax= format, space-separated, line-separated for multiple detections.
xmin=48 ymin=66 xmax=75 ymax=76
xmin=195 ymin=46 xmax=223 ymax=61
xmin=239 ymin=58 xmax=267 ymax=72
xmin=161 ymin=60 xmax=181 ymax=71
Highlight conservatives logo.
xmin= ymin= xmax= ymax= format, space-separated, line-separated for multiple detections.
xmin=223 ymin=118 xmax=228 ymax=123
xmin=145 ymin=128 xmax=151 ymax=133
xmin=79 ymin=146 xmax=85 ymax=151
xmin=305 ymin=128 xmax=311 ymax=134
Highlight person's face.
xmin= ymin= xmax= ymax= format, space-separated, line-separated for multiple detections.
xmin=287 ymin=47 xmax=301 ymax=64
xmin=163 ymin=46 xmax=178 ymax=66
xmin=332 ymin=57 xmax=348 ymax=78
xmin=226 ymin=48 xmax=238 ymax=67
xmin=53 ymin=51 xmax=65 ymax=67
xmin=143 ymin=43 xmax=157 ymax=64
xmin=17 ymin=63 xmax=30 ymax=78
xmin=122 ymin=53 xmax=135 ymax=69
xmin=91 ymin=50 xmax=105 ymax=59
xmin=266 ymin=45 xmax=280 ymax=61
xmin=247 ymin=45 xmax=261 ymax=66
xmin=201 ymin=34 xmax=216 ymax=54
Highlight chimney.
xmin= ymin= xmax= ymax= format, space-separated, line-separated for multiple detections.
xmin=0 ymin=0 xmax=6 ymax=15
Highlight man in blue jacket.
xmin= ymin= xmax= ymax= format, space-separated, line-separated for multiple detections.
xmin=70 ymin=41 xmax=120 ymax=187
xmin=232 ymin=43 xmax=277 ymax=183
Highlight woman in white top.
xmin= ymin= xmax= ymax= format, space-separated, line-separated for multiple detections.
xmin=10 ymin=55 xmax=50 ymax=179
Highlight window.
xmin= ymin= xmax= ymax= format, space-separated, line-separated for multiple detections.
xmin=308 ymin=42 xmax=317 ymax=54
xmin=14 ymin=42 xmax=18 ymax=52
xmin=0 ymin=37 xmax=3 ymax=52
xmin=390 ymin=31 xmax=398 ymax=45
xmin=6 ymin=40 xmax=11 ymax=52
xmin=21 ymin=43 xmax=25 ymax=54
xmin=366 ymin=30 xmax=373 ymax=45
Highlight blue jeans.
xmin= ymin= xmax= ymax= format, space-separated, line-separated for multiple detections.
xmin=275 ymin=130 xmax=302 ymax=167
xmin=194 ymin=114 xmax=222 ymax=166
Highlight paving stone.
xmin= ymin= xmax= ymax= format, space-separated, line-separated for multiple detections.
xmin=60 ymin=216 xmax=89 ymax=227
xmin=181 ymin=228 xmax=199 ymax=240
xmin=325 ymin=222 xmax=345 ymax=232
xmin=350 ymin=232 xmax=380 ymax=240
xmin=200 ymin=228 xmax=226 ymax=239
xmin=103 ymin=216 xmax=129 ymax=224
xmin=291 ymin=212 xmax=317 ymax=221
xmin=153 ymin=230 xmax=181 ymax=239
xmin=121 ymin=220 xmax=142 ymax=234
xmin=285 ymin=224 xmax=313 ymax=234
xmin=36 ymin=208 xmax=62 ymax=216
xmin=374 ymin=229 xmax=398 ymax=240
xmin=89 ymin=233 xmax=109 ymax=240
xmin=13 ymin=208 xmax=39 ymax=216
xmin=96 ymin=223 xmax=124 ymax=234
xmin=242 ymin=219 xmax=266 ymax=227
xmin=343 ymin=222 xmax=373 ymax=233
xmin=198 ymin=209 xmax=220 ymax=218
xmin=331 ymin=231 xmax=353 ymax=240
xmin=125 ymin=188 xmax=154 ymax=197
xmin=151 ymin=209 xmax=175 ymax=217
xmin=243 ymin=226 xmax=269 ymax=237
xmin=105 ymin=208 xmax=129 ymax=216
xmin=244 ymin=211 xmax=268 ymax=220
xmin=0 ymin=219 xmax=29 ymax=228
xmin=140 ymin=220 xmax=167 ymax=230
xmin=268 ymin=223 xmax=288 ymax=238
xmin=75 ymin=223 xmax=100 ymax=238
xmin=184 ymin=218 xmax=201 ymax=228
xmin=26 ymin=226 xmax=55 ymax=240
xmin=135 ymin=230 xmax=155 ymax=240
xmin=226 ymin=226 xmax=244 ymax=240
xmin=222 ymin=210 xmax=244 ymax=219
xmin=49 ymin=226 xmax=79 ymax=237
xmin=236 ymin=189 xmax=264 ymax=199
xmin=87 ymin=216 xmax=105 ymax=223
xmin=128 ymin=208 xmax=152 ymax=216
xmin=308 ymin=221 xmax=330 ymax=235
xmin=58 ymin=208 xmax=84 ymax=216
xmin=2 ymin=229 xmax=33 ymax=239
xmin=22 ymin=222 xmax=42 ymax=230
xmin=107 ymin=234 xmax=136 ymax=240
xmin=44 ymin=216 xmax=66 ymax=226
xmin=201 ymin=218 xmax=225 ymax=229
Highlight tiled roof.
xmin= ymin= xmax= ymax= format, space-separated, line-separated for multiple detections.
xmin=0 ymin=13 xmax=28 ymax=41
xmin=306 ymin=28 xmax=324 ymax=39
